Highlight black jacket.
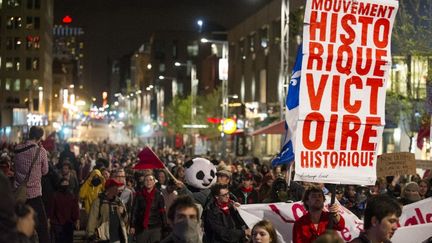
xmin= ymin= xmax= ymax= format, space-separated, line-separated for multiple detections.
xmin=233 ymin=187 xmax=260 ymax=204
xmin=131 ymin=188 xmax=167 ymax=233
xmin=203 ymin=201 xmax=248 ymax=243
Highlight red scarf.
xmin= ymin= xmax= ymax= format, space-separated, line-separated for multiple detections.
xmin=240 ymin=186 xmax=253 ymax=193
xmin=142 ymin=188 xmax=156 ymax=229
xmin=216 ymin=200 xmax=230 ymax=215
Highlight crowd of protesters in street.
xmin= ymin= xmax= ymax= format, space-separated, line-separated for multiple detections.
xmin=0 ymin=126 xmax=431 ymax=243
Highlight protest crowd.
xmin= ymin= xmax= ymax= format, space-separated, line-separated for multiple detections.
xmin=0 ymin=126 xmax=431 ymax=243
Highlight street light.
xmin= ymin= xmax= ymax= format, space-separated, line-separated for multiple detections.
xmin=201 ymin=38 xmax=229 ymax=159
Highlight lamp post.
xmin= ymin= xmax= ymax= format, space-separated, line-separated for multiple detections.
xmin=201 ymin=38 xmax=229 ymax=159
xmin=174 ymin=61 xmax=198 ymax=156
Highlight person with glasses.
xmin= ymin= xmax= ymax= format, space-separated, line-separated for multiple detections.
xmin=203 ymin=184 xmax=250 ymax=243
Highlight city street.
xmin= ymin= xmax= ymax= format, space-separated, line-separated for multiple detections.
xmin=69 ymin=122 xmax=131 ymax=144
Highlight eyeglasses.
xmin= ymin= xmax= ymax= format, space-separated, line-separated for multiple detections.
xmin=218 ymin=192 xmax=230 ymax=197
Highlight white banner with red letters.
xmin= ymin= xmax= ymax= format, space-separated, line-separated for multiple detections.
xmin=294 ymin=0 xmax=399 ymax=185
xmin=238 ymin=198 xmax=432 ymax=243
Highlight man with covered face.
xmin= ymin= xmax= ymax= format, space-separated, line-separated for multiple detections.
xmin=161 ymin=195 xmax=202 ymax=243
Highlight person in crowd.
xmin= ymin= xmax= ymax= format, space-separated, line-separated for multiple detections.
xmin=48 ymin=178 xmax=80 ymax=243
xmin=161 ymin=195 xmax=202 ymax=243
xmin=41 ymin=153 xmax=62 ymax=212
xmin=13 ymin=126 xmax=50 ymax=243
xmin=251 ymin=220 xmax=278 ymax=243
xmin=263 ymin=177 xmax=288 ymax=203
xmin=173 ymin=166 xmax=186 ymax=183
xmin=101 ymin=167 xmax=111 ymax=180
xmin=0 ymin=153 xmax=14 ymax=180
xmin=292 ymin=185 xmax=345 ymax=243
xmin=162 ymin=179 xmax=179 ymax=214
xmin=61 ymin=161 xmax=80 ymax=195
xmin=156 ymin=170 xmax=168 ymax=190
xmin=340 ymin=185 xmax=363 ymax=218
xmin=233 ymin=173 xmax=259 ymax=204
xmin=15 ymin=203 xmax=36 ymax=242
xmin=203 ymin=184 xmax=250 ymax=243
xmin=258 ymin=174 xmax=274 ymax=202
xmin=78 ymin=154 xmax=92 ymax=184
xmin=216 ymin=169 xmax=232 ymax=187
xmin=313 ymin=231 xmax=344 ymax=243
xmin=86 ymin=178 xmax=128 ymax=243
xmin=418 ymin=179 xmax=431 ymax=199
xmin=350 ymin=195 xmax=402 ymax=243
xmin=130 ymin=174 xmax=167 ymax=243
xmin=79 ymin=163 xmax=106 ymax=214
xmin=398 ymin=181 xmax=421 ymax=205
xmin=59 ymin=143 xmax=78 ymax=174
xmin=0 ymin=172 xmax=24 ymax=243
xmin=113 ymin=168 xmax=134 ymax=213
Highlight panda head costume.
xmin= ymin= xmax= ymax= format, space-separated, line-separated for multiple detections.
xmin=184 ymin=157 xmax=216 ymax=190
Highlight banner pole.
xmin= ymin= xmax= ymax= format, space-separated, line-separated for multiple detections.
xmin=327 ymin=184 xmax=337 ymax=231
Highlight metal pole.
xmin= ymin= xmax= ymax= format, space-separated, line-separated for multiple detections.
xmin=221 ymin=42 xmax=229 ymax=160
xmin=191 ymin=65 xmax=197 ymax=156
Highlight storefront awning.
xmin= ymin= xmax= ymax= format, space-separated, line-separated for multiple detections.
xmin=251 ymin=120 xmax=286 ymax=136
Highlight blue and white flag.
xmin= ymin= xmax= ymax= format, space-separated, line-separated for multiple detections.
xmin=272 ymin=45 xmax=302 ymax=167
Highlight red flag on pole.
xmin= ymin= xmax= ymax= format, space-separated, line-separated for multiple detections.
xmin=133 ymin=146 xmax=165 ymax=170
xmin=41 ymin=132 xmax=56 ymax=152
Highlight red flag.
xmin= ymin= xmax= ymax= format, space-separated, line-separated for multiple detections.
xmin=133 ymin=146 xmax=164 ymax=170
xmin=417 ymin=124 xmax=430 ymax=150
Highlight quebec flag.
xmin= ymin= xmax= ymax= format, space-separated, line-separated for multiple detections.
xmin=272 ymin=44 xmax=302 ymax=167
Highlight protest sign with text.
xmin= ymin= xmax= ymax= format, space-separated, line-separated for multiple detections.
xmin=238 ymin=198 xmax=432 ymax=243
xmin=376 ymin=152 xmax=416 ymax=177
xmin=295 ymin=0 xmax=399 ymax=185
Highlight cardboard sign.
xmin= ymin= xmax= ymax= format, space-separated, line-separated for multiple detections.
xmin=377 ymin=152 xmax=416 ymax=177
xmin=416 ymin=160 xmax=432 ymax=170
xmin=295 ymin=0 xmax=399 ymax=185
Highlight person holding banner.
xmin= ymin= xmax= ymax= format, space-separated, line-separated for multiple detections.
xmin=350 ymin=195 xmax=401 ymax=243
xmin=292 ymin=186 xmax=345 ymax=243
xmin=203 ymin=184 xmax=250 ymax=243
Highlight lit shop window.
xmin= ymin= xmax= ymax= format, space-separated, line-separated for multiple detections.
xmin=14 ymin=57 xmax=20 ymax=71
xmin=25 ymin=79 xmax=31 ymax=90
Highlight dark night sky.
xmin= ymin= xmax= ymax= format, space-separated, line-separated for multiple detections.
xmin=54 ymin=0 xmax=273 ymax=100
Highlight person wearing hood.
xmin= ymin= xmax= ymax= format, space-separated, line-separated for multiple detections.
xmin=59 ymin=143 xmax=78 ymax=174
xmin=48 ymin=178 xmax=80 ymax=243
xmin=398 ymin=182 xmax=421 ymax=205
xmin=161 ymin=195 xmax=203 ymax=243
xmin=79 ymin=164 xmax=106 ymax=214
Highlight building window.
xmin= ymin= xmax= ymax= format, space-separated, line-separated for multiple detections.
xmin=26 ymin=35 xmax=40 ymax=49
xmin=6 ymin=16 xmax=22 ymax=29
xmin=260 ymin=27 xmax=269 ymax=49
xmin=13 ymin=79 xmax=20 ymax=91
xmin=5 ymin=79 xmax=12 ymax=90
xmin=248 ymin=33 xmax=256 ymax=53
xmin=26 ymin=58 xmax=31 ymax=70
xmin=6 ymin=58 xmax=13 ymax=71
xmin=26 ymin=16 xmax=33 ymax=29
xmin=32 ymin=58 xmax=39 ymax=70
xmin=34 ymin=17 xmax=40 ymax=29
xmin=14 ymin=57 xmax=20 ymax=71
xmin=25 ymin=79 xmax=31 ymax=90
xmin=27 ymin=0 xmax=40 ymax=9
xmin=239 ymin=39 xmax=246 ymax=60
xmin=6 ymin=37 xmax=13 ymax=50
xmin=187 ymin=43 xmax=199 ymax=57
xmin=6 ymin=0 xmax=20 ymax=8
xmin=272 ymin=20 xmax=281 ymax=44
xmin=14 ymin=37 xmax=21 ymax=49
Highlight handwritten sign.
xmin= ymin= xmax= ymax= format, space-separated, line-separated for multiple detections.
xmin=294 ymin=0 xmax=399 ymax=185
xmin=415 ymin=160 xmax=432 ymax=170
xmin=377 ymin=152 xmax=416 ymax=177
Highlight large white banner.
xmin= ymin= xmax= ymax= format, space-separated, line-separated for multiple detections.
xmin=294 ymin=0 xmax=399 ymax=185
xmin=238 ymin=198 xmax=432 ymax=243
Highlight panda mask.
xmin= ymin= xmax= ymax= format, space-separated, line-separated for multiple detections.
xmin=184 ymin=158 xmax=216 ymax=190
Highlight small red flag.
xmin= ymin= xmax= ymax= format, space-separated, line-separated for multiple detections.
xmin=133 ymin=146 xmax=164 ymax=170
